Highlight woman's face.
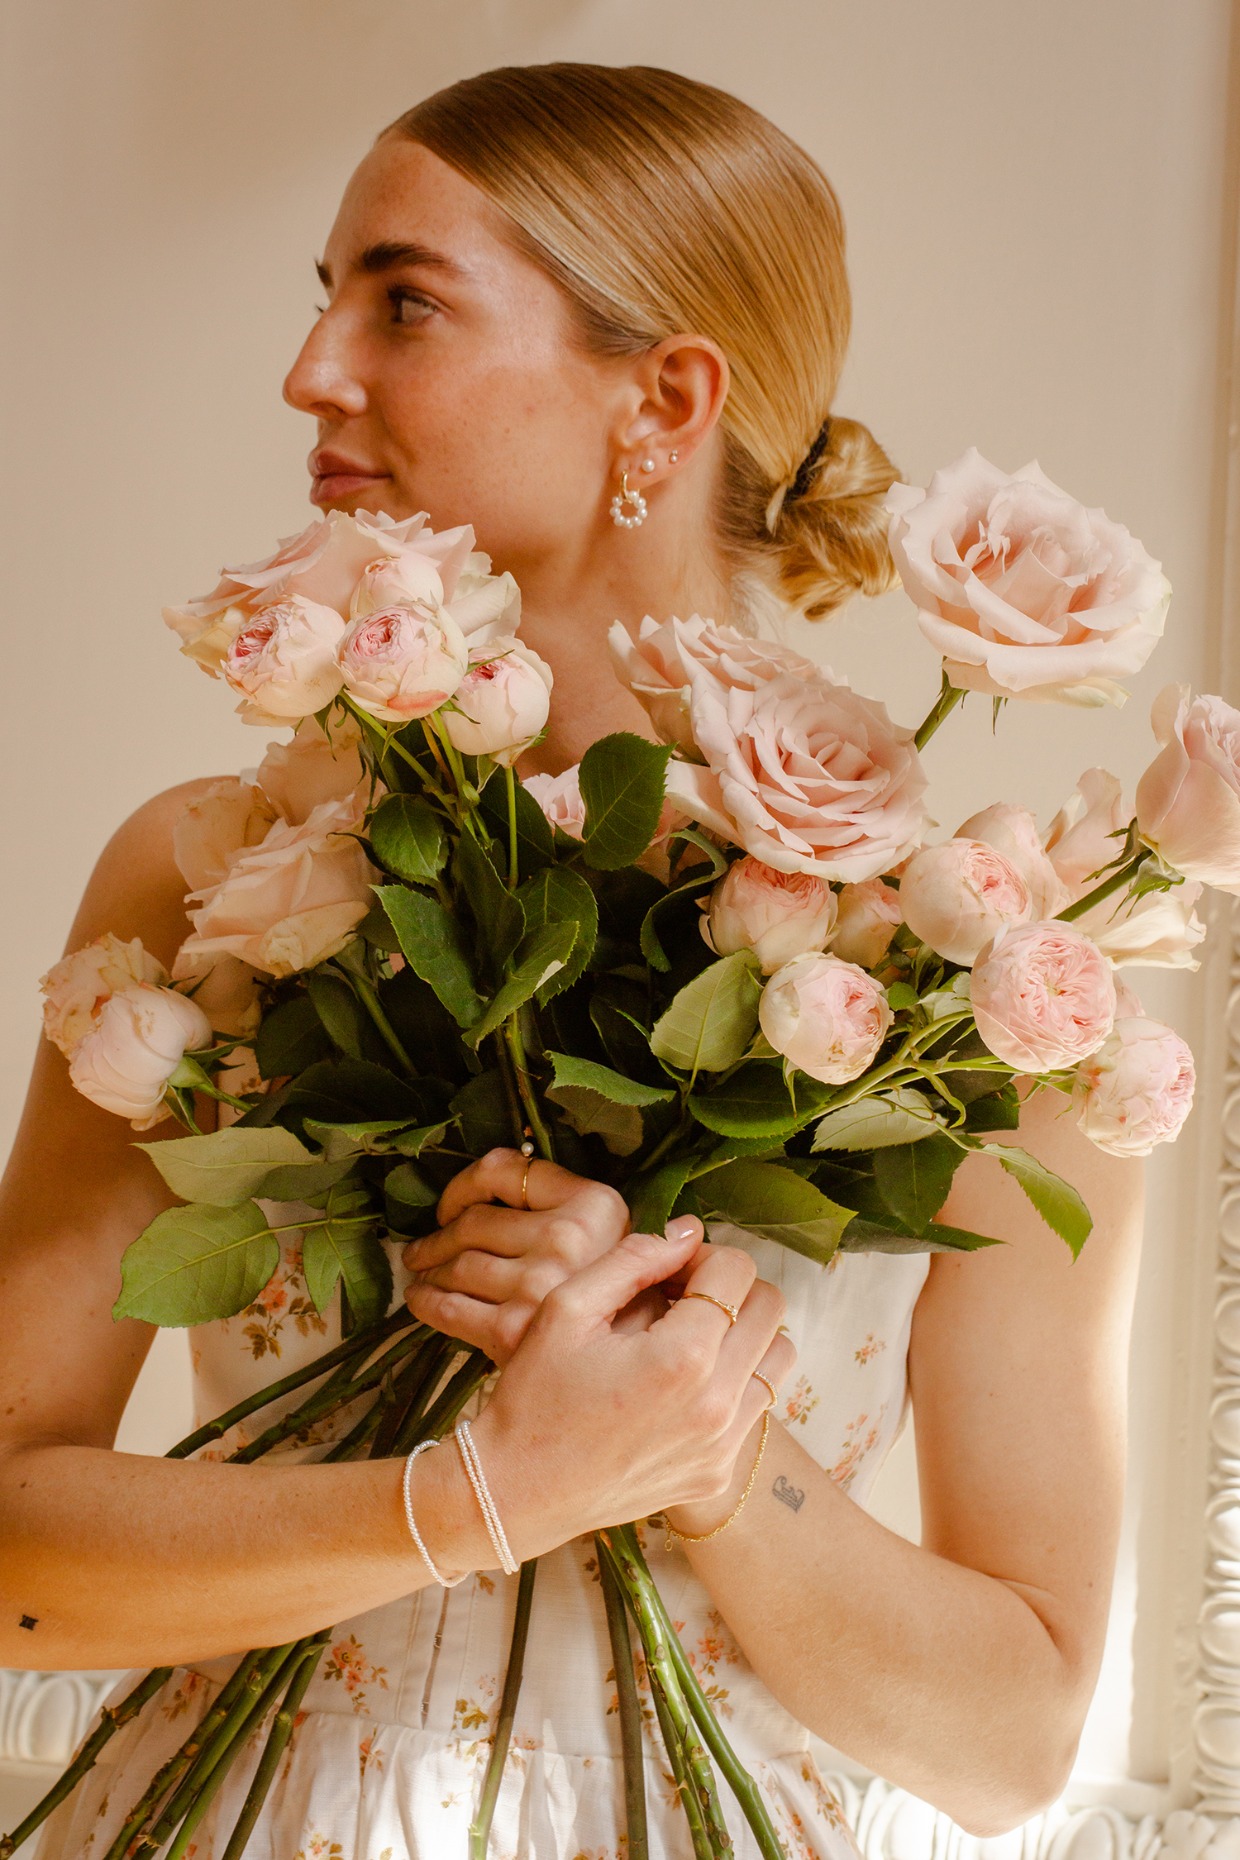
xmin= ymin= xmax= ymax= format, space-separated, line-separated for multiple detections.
xmin=283 ymin=136 xmax=630 ymax=577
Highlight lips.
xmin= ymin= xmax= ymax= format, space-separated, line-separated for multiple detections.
xmin=309 ymin=448 xmax=390 ymax=506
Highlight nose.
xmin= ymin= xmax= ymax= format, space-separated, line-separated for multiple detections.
xmin=282 ymin=311 xmax=368 ymax=419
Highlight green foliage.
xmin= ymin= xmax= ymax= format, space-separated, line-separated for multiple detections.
xmin=837 ymin=1216 xmax=1005 ymax=1255
xmin=979 ymin=1142 xmax=1094 ymax=1258
xmin=136 ymin=1127 xmax=315 ymax=1206
xmin=451 ymin=1070 xmax=514 ymax=1156
xmin=254 ymin=995 xmax=333 ymax=1081
xmin=367 ymin=793 xmax=449 ymax=885
xmin=579 ymin=733 xmax=674 ymax=870
xmin=479 ymin=775 xmax=555 ymax=878
xmin=454 ymin=832 xmax=524 ymax=972
xmin=650 ymin=953 xmax=762 ymax=1076
xmin=465 ymin=922 xmax=579 ymax=1047
xmin=545 ymin=1052 xmax=675 ymax=1157
xmin=517 ymin=868 xmax=599 ymax=1002
xmin=627 ymin=1158 xmax=698 ymax=1234
xmin=113 ymin=1201 xmax=279 ymax=1327
xmin=686 ymin=1160 xmax=854 ymax=1265
xmin=871 ymin=1134 xmax=963 ymax=1233
xmin=302 ymin=1179 xmax=392 ymax=1325
xmin=306 ymin=971 xmax=375 ymax=1063
xmin=378 ymin=885 xmax=482 ymax=1029
xmin=689 ymin=1064 xmax=827 ymax=1140
xmin=811 ymin=1089 xmax=944 ymax=1152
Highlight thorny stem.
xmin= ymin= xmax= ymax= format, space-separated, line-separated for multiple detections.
xmin=217 ymin=1632 xmax=331 ymax=1860
xmin=468 ymin=1560 xmax=539 ymax=1860
xmin=913 ymin=674 xmax=966 ymax=751
xmin=597 ymin=1536 xmax=651 ymax=1860
xmin=1056 ymin=847 xmax=1153 ymax=922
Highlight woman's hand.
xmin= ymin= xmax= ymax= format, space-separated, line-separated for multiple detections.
xmin=403 ymin=1147 xmax=670 ymax=1364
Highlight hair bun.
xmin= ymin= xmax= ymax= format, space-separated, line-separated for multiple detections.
xmin=769 ymin=415 xmax=900 ymax=621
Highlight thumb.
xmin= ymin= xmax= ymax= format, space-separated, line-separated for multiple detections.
xmin=540 ymin=1216 xmax=704 ymax=1329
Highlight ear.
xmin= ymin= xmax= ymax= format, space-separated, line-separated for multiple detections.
xmin=613 ymin=333 xmax=730 ymax=486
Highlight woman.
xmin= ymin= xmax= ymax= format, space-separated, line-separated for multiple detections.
xmin=1 ymin=63 xmax=1144 ymax=1860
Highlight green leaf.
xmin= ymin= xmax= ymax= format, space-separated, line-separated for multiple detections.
xmin=450 ymin=1070 xmax=514 ymax=1156
xmin=545 ymin=1054 xmax=673 ymax=1159
xmin=303 ymin=1181 xmax=391 ymax=1324
xmin=454 ymin=833 xmax=524 ymax=972
xmin=378 ymin=885 xmax=482 ymax=1029
xmin=979 ymin=1142 xmax=1094 ymax=1258
xmin=367 ymin=793 xmax=449 ymax=885
xmin=546 ymin=1052 xmax=675 ymax=1108
xmin=283 ymin=1059 xmax=448 ymax=1128
xmin=516 ymin=868 xmax=598 ymax=1002
xmin=136 ymin=1127 xmax=314 ymax=1206
xmin=639 ymin=872 xmax=716 ymax=974
xmin=113 ymin=1201 xmax=278 ymax=1326
xmin=872 ymin=1133 xmax=962 ymax=1233
xmin=885 ymin=981 xmax=919 ymax=1012
xmin=666 ymin=825 xmax=729 ymax=878
xmin=812 ymin=1089 xmax=945 ymax=1153
xmin=254 ymin=994 xmax=332 ymax=1081
xmin=306 ymin=971 xmax=372 ymax=1061
xmin=579 ymin=733 xmax=674 ymax=870
xmin=650 ymin=952 xmax=762 ymax=1075
xmin=383 ymin=1159 xmax=441 ymax=1237
xmin=302 ymin=1116 xmax=422 ymax=1161
xmin=480 ymin=776 xmax=555 ymax=879
xmin=627 ymin=1158 xmax=697 ymax=1234
xmin=259 ymin=1156 xmax=359 ymax=1201
xmin=389 ymin=1121 xmax=450 ymax=1158
xmin=464 ymin=921 xmax=579 ymax=1047
xmin=837 ymin=1216 xmax=1006 ymax=1255
xmin=962 ymin=1082 xmax=1021 ymax=1133
xmin=688 ymin=1160 xmax=853 ymax=1266
xmin=689 ymin=1064 xmax=827 ymax=1139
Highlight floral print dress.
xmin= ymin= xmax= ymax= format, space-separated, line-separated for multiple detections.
xmin=36 ymin=1204 xmax=930 ymax=1860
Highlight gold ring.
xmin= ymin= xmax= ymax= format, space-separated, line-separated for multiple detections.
xmin=519 ymin=1159 xmax=533 ymax=1211
xmin=680 ymin=1290 xmax=740 ymax=1325
xmin=752 ymin=1370 xmax=778 ymax=1412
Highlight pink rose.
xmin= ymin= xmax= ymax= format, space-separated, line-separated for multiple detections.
xmin=759 ymin=952 xmax=893 ymax=1085
xmin=39 ymin=933 xmax=169 ymax=1058
xmin=1043 ymin=768 xmax=1130 ymax=894
xmin=829 ymin=878 xmax=903 ymax=969
xmin=171 ymin=951 xmax=265 ymax=1039
xmin=441 ymin=641 xmax=553 ymax=765
xmin=898 ymin=839 xmax=1033 ymax=966
xmin=971 ymin=920 xmax=1118 ymax=1071
xmin=523 ymin=766 xmax=586 ymax=840
xmin=954 ymin=802 xmax=1068 ymax=918
xmin=444 ymin=560 xmax=523 ymax=650
xmin=176 ymin=793 xmax=377 ymax=979
xmin=1073 ymin=1016 xmax=1195 ymax=1156
xmin=608 ymin=614 xmax=821 ymax=752
xmin=338 ymin=601 xmax=470 ymax=724
xmin=253 ymin=714 xmax=368 ymax=827
xmin=68 ymin=984 xmax=213 ymax=1129
xmin=666 ymin=671 xmax=928 ymax=882
xmin=222 ymin=597 xmax=347 ymax=724
xmin=886 ymin=449 xmax=1170 ymax=705
xmin=702 ymin=856 xmax=837 ymax=974
xmin=172 ymin=778 xmax=280 ymax=893
xmin=1135 ymin=685 xmax=1240 ymax=893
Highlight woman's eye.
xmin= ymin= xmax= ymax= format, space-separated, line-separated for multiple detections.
xmin=388 ymin=286 xmax=435 ymax=326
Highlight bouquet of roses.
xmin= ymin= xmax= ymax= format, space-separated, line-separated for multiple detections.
xmin=8 ymin=447 xmax=1231 ymax=1860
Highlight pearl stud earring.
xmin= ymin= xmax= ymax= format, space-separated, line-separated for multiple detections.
xmin=669 ymin=449 xmax=679 ymax=463
xmin=610 ymin=468 xmax=648 ymax=529
xmin=640 ymin=457 xmax=656 ymax=473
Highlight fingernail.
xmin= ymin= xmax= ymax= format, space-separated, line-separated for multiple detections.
xmin=664 ymin=1215 xmax=700 ymax=1243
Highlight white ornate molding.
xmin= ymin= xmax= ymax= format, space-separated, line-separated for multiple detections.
xmin=0 ymin=1668 xmax=117 ymax=1769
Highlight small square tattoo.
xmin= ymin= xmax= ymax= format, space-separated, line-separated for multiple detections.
xmin=18 ymin=1614 xmax=38 ymax=1631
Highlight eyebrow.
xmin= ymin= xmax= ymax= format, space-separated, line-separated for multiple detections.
xmin=314 ymin=241 xmax=470 ymax=290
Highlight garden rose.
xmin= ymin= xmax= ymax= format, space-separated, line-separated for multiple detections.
xmin=886 ymin=449 xmax=1170 ymax=705
xmin=1043 ymin=767 xmax=1129 ymax=894
xmin=170 ymin=950 xmax=265 ymax=1039
xmin=608 ymin=614 xmax=821 ymax=753
xmin=702 ymin=857 xmax=837 ymax=973
xmin=68 ymin=984 xmax=213 ymax=1128
xmin=40 ymin=933 xmax=169 ymax=1058
xmin=666 ymin=671 xmax=928 ymax=882
xmin=176 ymin=793 xmax=377 ymax=979
xmin=253 ymin=715 xmax=367 ymax=826
xmin=971 ymin=920 xmax=1117 ymax=1070
xmin=172 ymin=778 xmax=279 ymax=893
xmin=955 ymin=802 xmax=1068 ymax=918
xmin=898 ymin=839 xmax=1032 ymax=966
xmin=759 ymin=952 xmax=893 ymax=1085
xmin=1073 ymin=1016 xmax=1195 ymax=1156
xmin=222 ymin=597 xmax=347 ymax=724
xmin=1135 ymin=685 xmax=1240 ymax=893
xmin=441 ymin=642 xmax=553 ymax=765
xmin=446 ymin=558 xmax=523 ymax=649
xmin=829 ymin=878 xmax=903 ymax=969
xmin=337 ymin=601 xmax=470 ymax=723
xmin=523 ymin=766 xmax=586 ymax=840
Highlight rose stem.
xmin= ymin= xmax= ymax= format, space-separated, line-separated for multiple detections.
xmin=597 ymin=1535 xmax=651 ymax=1860
xmin=217 ymin=1630 xmax=331 ymax=1860
xmin=468 ymin=1558 xmax=538 ymax=1860
xmin=372 ymin=1333 xmax=460 ymax=1457
xmin=1056 ymin=848 xmax=1154 ymax=922
xmin=502 ymin=1015 xmax=556 ymax=1161
xmin=913 ymin=674 xmax=966 ymax=751
xmin=395 ymin=1351 xmax=491 ymax=1453
xmin=504 ymin=766 xmax=521 ymax=888
xmin=614 ymin=1525 xmax=787 ymax=1860
xmin=641 ymin=1635 xmax=715 ymax=1860
xmin=229 ymin=1330 xmax=427 ymax=1463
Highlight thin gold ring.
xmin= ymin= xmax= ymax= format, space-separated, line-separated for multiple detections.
xmin=519 ymin=1159 xmax=533 ymax=1210
xmin=752 ymin=1370 xmax=778 ymax=1412
xmin=680 ymin=1290 xmax=740 ymax=1326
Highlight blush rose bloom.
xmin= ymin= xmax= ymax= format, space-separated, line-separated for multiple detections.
xmin=40 ymin=933 xmax=170 ymax=1058
xmin=759 ymin=952 xmax=893 ymax=1085
xmin=1135 ymin=685 xmax=1240 ymax=894
xmin=523 ymin=766 xmax=586 ymax=840
xmin=702 ymin=856 xmax=837 ymax=974
xmin=609 ymin=614 xmax=821 ymax=753
xmin=886 ymin=449 xmax=1170 ymax=706
xmin=829 ymin=878 xmax=903 ymax=969
xmin=172 ymin=778 xmax=280 ymax=893
xmin=970 ymin=920 xmax=1118 ymax=1071
xmin=441 ymin=641 xmax=553 ymax=765
xmin=68 ymin=984 xmax=213 ymax=1129
xmin=222 ymin=597 xmax=347 ymax=724
xmin=666 ymin=671 xmax=928 ymax=882
xmin=1073 ymin=1016 xmax=1195 ymax=1156
xmin=955 ymin=802 xmax=1068 ymax=918
xmin=253 ymin=714 xmax=368 ymax=827
xmin=337 ymin=601 xmax=470 ymax=724
xmin=176 ymin=792 xmax=377 ymax=979
xmin=898 ymin=839 xmax=1033 ymax=966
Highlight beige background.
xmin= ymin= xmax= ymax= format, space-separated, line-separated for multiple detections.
xmin=2 ymin=0 xmax=1236 ymax=1822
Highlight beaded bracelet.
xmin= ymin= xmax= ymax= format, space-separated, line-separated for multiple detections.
xmin=402 ymin=1439 xmax=470 ymax=1588
xmin=454 ymin=1417 xmax=520 ymax=1576
xmin=664 ymin=1409 xmax=772 ymax=1551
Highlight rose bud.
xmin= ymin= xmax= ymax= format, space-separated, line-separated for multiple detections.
xmin=68 ymin=984 xmax=213 ymax=1128
xmin=441 ymin=642 xmax=554 ymax=765
xmin=349 ymin=550 xmax=446 ymax=618
xmin=523 ymin=766 xmax=586 ymax=840
xmin=702 ymin=856 xmax=837 ymax=974
xmin=955 ymin=802 xmax=1068 ymax=918
xmin=222 ymin=596 xmax=347 ymax=723
xmin=970 ymin=920 xmax=1118 ymax=1071
xmin=759 ymin=952 xmax=893 ymax=1085
xmin=898 ymin=838 xmax=1033 ymax=966
xmin=1073 ymin=1016 xmax=1195 ymax=1156
xmin=829 ymin=878 xmax=903 ymax=970
xmin=39 ymin=933 xmax=169 ymax=1059
xmin=1135 ymin=685 xmax=1240 ymax=894
xmin=337 ymin=601 xmax=470 ymax=724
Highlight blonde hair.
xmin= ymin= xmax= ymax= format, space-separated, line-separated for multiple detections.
xmin=383 ymin=64 xmax=899 ymax=622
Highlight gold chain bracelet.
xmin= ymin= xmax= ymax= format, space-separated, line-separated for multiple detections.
xmin=664 ymin=1410 xmax=772 ymax=1550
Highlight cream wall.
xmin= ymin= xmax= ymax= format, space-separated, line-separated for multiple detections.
xmin=2 ymin=0 xmax=1234 ymax=1824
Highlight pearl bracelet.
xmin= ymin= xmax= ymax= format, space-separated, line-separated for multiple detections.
xmin=401 ymin=1439 xmax=469 ymax=1588
xmin=454 ymin=1417 xmax=520 ymax=1576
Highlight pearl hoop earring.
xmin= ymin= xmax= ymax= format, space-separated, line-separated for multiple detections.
xmin=610 ymin=468 xmax=648 ymax=529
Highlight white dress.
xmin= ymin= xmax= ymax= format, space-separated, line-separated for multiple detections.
xmin=36 ymin=1206 xmax=930 ymax=1860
